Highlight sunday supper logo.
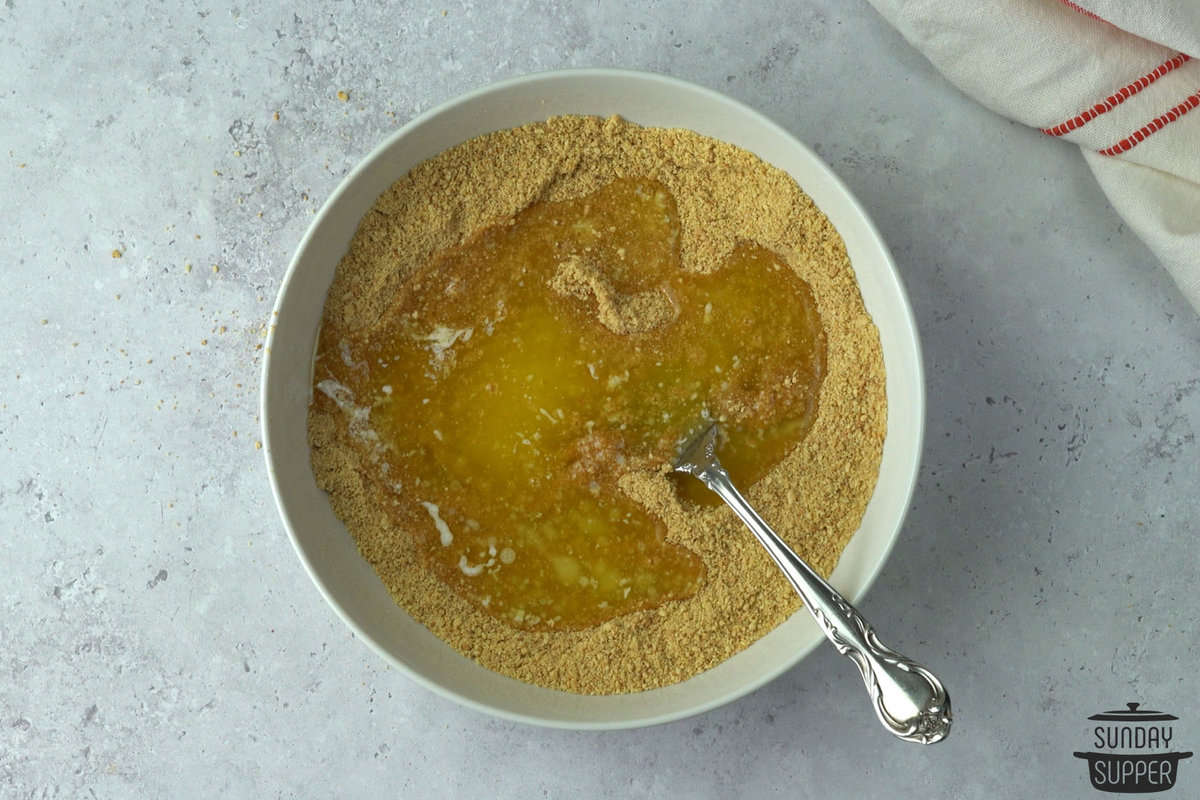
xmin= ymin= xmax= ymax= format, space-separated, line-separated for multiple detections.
xmin=1074 ymin=703 xmax=1192 ymax=793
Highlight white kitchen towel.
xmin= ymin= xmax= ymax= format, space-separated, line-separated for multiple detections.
xmin=864 ymin=0 xmax=1200 ymax=311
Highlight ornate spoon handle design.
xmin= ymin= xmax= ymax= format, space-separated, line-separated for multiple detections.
xmin=675 ymin=425 xmax=951 ymax=744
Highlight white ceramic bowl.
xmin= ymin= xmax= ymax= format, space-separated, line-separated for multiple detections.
xmin=261 ymin=69 xmax=924 ymax=729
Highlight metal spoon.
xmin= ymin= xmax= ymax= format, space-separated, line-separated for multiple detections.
xmin=673 ymin=423 xmax=951 ymax=744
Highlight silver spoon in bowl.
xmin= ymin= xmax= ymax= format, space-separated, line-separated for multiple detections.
xmin=673 ymin=423 xmax=951 ymax=744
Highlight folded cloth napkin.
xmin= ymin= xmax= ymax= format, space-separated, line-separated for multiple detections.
xmin=864 ymin=0 xmax=1200 ymax=311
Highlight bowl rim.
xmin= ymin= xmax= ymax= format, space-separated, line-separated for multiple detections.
xmin=261 ymin=66 xmax=925 ymax=730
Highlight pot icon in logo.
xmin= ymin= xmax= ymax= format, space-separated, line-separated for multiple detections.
xmin=1074 ymin=703 xmax=1192 ymax=793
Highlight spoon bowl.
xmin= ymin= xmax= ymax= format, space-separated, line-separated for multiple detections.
xmin=262 ymin=68 xmax=925 ymax=728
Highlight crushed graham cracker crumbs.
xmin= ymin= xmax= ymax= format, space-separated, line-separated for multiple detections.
xmin=548 ymin=253 xmax=677 ymax=335
xmin=308 ymin=115 xmax=885 ymax=694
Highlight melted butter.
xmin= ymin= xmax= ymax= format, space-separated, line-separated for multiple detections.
xmin=314 ymin=178 xmax=825 ymax=631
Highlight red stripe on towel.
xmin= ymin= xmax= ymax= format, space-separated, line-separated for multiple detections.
xmin=1056 ymin=0 xmax=1108 ymax=24
xmin=1040 ymin=54 xmax=1192 ymax=136
xmin=1097 ymin=90 xmax=1200 ymax=155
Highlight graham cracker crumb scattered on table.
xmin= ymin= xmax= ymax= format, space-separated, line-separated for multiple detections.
xmin=308 ymin=115 xmax=886 ymax=694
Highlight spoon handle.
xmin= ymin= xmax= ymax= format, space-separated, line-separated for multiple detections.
xmin=697 ymin=463 xmax=951 ymax=744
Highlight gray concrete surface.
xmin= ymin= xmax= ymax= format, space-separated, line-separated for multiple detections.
xmin=3 ymin=1 xmax=1198 ymax=797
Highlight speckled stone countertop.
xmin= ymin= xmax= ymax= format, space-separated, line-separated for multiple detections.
xmin=4 ymin=2 xmax=1198 ymax=797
